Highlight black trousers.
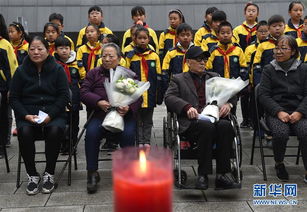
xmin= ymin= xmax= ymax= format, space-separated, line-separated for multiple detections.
xmin=0 ymin=91 xmax=9 ymax=149
xmin=240 ymin=87 xmax=250 ymax=122
xmin=18 ymin=125 xmax=64 ymax=176
xmin=182 ymin=119 xmax=234 ymax=175
xmin=267 ymin=115 xmax=307 ymax=170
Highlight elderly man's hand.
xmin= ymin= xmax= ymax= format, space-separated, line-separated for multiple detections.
xmin=97 ymin=100 xmax=111 ymax=112
xmin=117 ymin=106 xmax=129 ymax=117
xmin=219 ymin=103 xmax=231 ymax=118
xmin=187 ymin=107 xmax=198 ymax=119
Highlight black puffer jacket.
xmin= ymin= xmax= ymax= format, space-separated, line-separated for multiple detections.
xmin=258 ymin=59 xmax=307 ymax=117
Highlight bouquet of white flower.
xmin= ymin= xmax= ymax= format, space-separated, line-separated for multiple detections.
xmin=102 ymin=66 xmax=150 ymax=132
xmin=199 ymin=77 xmax=249 ymax=122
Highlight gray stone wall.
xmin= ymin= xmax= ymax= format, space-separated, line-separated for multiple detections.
xmin=0 ymin=0 xmax=299 ymax=32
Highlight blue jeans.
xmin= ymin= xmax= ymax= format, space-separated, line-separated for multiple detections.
xmin=85 ymin=115 xmax=136 ymax=171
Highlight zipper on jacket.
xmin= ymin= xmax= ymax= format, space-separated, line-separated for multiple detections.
xmin=38 ymin=72 xmax=41 ymax=87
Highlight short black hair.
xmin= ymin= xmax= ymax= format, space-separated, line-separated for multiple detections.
xmin=205 ymin=7 xmax=218 ymax=16
xmin=55 ymin=36 xmax=71 ymax=48
xmin=0 ymin=14 xmax=9 ymax=40
xmin=103 ymin=34 xmax=120 ymax=46
xmin=256 ymin=20 xmax=268 ymax=30
xmin=88 ymin=5 xmax=103 ymax=15
xmin=212 ymin=10 xmax=227 ymax=22
xmin=217 ymin=21 xmax=233 ymax=33
xmin=49 ymin=13 xmax=64 ymax=25
xmin=268 ymin=15 xmax=285 ymax=26
xmin=131 ymin=6 xmax=145 ymax=17
xmin=135 ymin=26 xmax=149 ymax=38
xmin=29 ymin=36 xmax=49 ymax=51
xmin=43 ymin=22 xmax=60 ymax=34
xmin=176 ymin=23 xmax=192 ymax=35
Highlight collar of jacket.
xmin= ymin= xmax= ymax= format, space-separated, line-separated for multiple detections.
xmin=88 ymin=22 xmax=105 ymax=28
xmin=176 ymin=42 xmax=194 ymax=52
xmin=22 ymin=55 xmax=57 ymax=74
xmin=54 ymin=51 xmax=76 ymax=64
xmin=202 ymin=21 xmax=211 ymax=31
xmin=134 ymin=46 xmax=152 ymax=55
xmin=86 ymin=41 xmax=101 ymax=49
xmin=166 ymin=26 xmax=176 ymax=34
xmin=217 ymin=41 xmax=234 ymax=50
xmin=270 ymin=58 xmax=301 ymax=73
xmin=287 ymin=18 xmax=304 ymax=29
xmin=242 ymin=21 xmax=257 ymax=28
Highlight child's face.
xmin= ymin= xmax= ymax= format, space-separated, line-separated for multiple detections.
xmin=303 ymin=19 xmax=307 ymax=34
xmin=289 ymin=3 xmax=304 ymax=22
xmin=45 ymin=26 xmax=59 ymax=42
xmin=211 ymin=20 xmax=223 ymax=33
xmin=86 ymin=26 xmax=99 ymax=43
xmin=102 ymin=37 xmax=110 ymax=45
xmin=136 ymin=31 xmax=149 ymax=49
xmin=8 ymin=26 xmax=22 ymax=42
xmin=50 ymin=19 xmax=63 ymax=32
xmin=256 ymin=25 xmax=269 ymax=41
xmin=177 ymin=30 xmax=193 ymax=47
xmin=205 ymin=13 xmax=213 ymax=25
xmin=132 ymin=12 xmax=146 ymax=23
xmin=56 ymin=46 xmax=71 ymax=61
xmin=245 ymin=5 xmax=258 ymax=23
xmin=269 ymin=21 xmax=285 ymax=39
xmin=217 ymin=26 xmax=233 ymax=44
xmin=89 ymin=10 xmax=103 ymax=25
xmin=169 ymin=13 xmax=181 ymax=29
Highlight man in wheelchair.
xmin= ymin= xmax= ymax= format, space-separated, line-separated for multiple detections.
xmin=164 ymin=46 xmax=240 ymax=190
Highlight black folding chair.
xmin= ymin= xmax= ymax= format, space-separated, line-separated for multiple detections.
xmin=250 ymin=85 xmax=301 ymax=181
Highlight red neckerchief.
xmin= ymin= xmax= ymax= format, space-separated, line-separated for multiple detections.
xmin=136 ymin=50 xmax=153 ymax=80
xmin=49 ymin=42 xmax=55 ymax=55
xmin=216 ymin=44 xmax=237 ymax=78
xmin=56 ymin=60 xmax=72 ymax=83
xmin=242 ymin=24 xmax=257 ymax=45
xmin=87 ymin=44 xmax=101 ymax=71
xmin=12 ymin=40 xmax=28 ymax=56
xmin=294 ymin=25 xmax=303 ymax=38
xmin=168 ymin=28 xmax=178 ymax=46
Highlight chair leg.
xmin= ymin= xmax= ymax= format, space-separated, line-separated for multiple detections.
xmin=16 ymin=149 xmax=22 ymax=188
xmin=73 ymin=150 xmax=78 ymax=170
xmin=250 ymin=130 xmax=256 ymax=165
xmin=296 ymin=143 xmax=301 ymax=165
xmin=258 ymin=130 xmax=267 ymax=181
xmin=2 ymin=143 xmax=10 ymax=173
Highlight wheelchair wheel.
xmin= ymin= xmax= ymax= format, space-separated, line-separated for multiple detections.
xmin=163 ymin=117 xmax=168 ymax=148
xmin=232 ymin=167 xmax=243 ymax=182
xmin=174 ymin=169 xmax=187 ymax=187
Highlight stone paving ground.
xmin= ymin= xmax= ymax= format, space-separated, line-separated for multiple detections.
xmin=1 ymin=104 xmax=307 ymax=212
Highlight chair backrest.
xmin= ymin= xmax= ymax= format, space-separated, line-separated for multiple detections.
xmin=254 ymin=84 xmax=271 ymax=133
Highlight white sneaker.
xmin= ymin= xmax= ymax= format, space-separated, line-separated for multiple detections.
xmin=42 ymin=172 xmax=55 ymax=194
xmin=26 ymin=174 xmax=40 ymax=195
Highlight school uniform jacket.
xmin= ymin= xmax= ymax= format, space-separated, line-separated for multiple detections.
xmin=158 ymin=27 xmax=177 ymax=60
xmin=76 ymin=22 xmax=113 ymax=48
xmin=206 ymin=42 xmax=248 ymax=80
xmin=244 ymin=40 xmax=263 ymax=85
xmin=194 ymin=21 xmax=212 ymax=47
xmin=123 ymin=41 xmax=155 ymax=57
xmin=233 ymin=21 xmax=257 ymax=51
xmin=284 ymin=19 xmax=303 ymax=38
xmin=125 ymin=47 xmax=162 ymax=108
xmin=122 ymin=25 xmax=159 ymax=52
xmin=296 ymin=32 xmax=307 ymax=61
xmin=0 ymin=38 xmax=18 ymax=92
xmin=11 ymin=39 xmax=28 ymax=65
xmin=253 ymin=36 xmax=277 ymax=86
xmin=200 ymin=30 xmax=237 ymax=52
xmin=76 ymin=41 xmax=102 ymax=74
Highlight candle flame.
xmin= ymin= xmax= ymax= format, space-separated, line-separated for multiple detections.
xmin=139 ymin=150 xmax=147 ymax=173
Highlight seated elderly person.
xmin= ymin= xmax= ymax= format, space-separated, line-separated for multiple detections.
xmin=164 ymin=46 xmax=240 ymax=190
xmin=80 ymin=43 xmax=141 ymax=194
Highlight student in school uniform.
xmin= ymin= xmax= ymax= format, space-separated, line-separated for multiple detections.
xmin=296 ymin=16 xmax=307 ymax=61
xmin=43 ymin=22 xmax=60 ymax=56
xmin=125 ymin=26 xmax=162 ymax=146
xmin=233 ymin=2 xmax=259 ymax=52
xmin=194 ymin=7 xmax=218 ymax=47
xmin=253 ymin=15 xmax=286 ymax=86
xmin=76 ymin=5 xmax=112 ymax=49
xmin=158 ymin=9 xmax=185 ymax=61
xmin=122 ymin=6 xmax=159 ymax=52
xmin=284 ymin=1 xmax=304 ymax=38
xmin=49 ymin=13 xmax=75 ymax=51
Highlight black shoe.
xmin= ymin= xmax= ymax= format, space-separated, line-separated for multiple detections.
xmin=42 ymin=172 xmax=55 ymax=194
xmin=195 ymin=175 xmax=209 ymax=190
xmin=275 ymin=163 xmax=289 ymax=182
xmin=240 ymin=120 xmax=250 ymax=128
xmin=87 ymin=171 xmax=100 ymax=194
xmin=215 ymin=173 xmax=241 ymax=190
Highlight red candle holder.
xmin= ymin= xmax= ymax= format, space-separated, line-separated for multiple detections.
xmin=113 ymin=146 xmax=173 ymax=212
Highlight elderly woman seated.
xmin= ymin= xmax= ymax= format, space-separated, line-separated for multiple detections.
xmin=164 ymin=46 xmax=240 ymax=190
xmin=258 ymin=35 xmax=307 ymax=183
xmin=80 ymin=43 xmax=141 ymax=194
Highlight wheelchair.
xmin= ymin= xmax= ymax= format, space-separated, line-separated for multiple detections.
xmin=163 ymin=112 xmax=242 ymax=189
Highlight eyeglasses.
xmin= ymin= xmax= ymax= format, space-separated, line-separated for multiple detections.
xmin=193 ymin=57 xmax=208 ymax=62
xmin=273 ymin=47 xmax=292 ymax=53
